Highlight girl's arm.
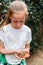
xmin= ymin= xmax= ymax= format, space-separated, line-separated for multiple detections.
xmin=25 ymin=43 xmax=30 ymax=53
xmin=0 ymin=40 xmax=17 ymax=55
xmin=22 ymin=43 xmax=30 ymax=58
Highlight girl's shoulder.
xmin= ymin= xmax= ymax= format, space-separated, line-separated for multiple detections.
xmin=1 ymin=24 xmax=10 ymax=32
xmin=23 ymin=25 xmax=31 ymax=32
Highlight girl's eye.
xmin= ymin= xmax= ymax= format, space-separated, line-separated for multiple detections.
xmin=20 ymin=21 xmax=23 ymax=23
xmin=14 ymin=21 xmax=18 ymax=23
xmin=13 ymin=21 xmax=23 ymax=23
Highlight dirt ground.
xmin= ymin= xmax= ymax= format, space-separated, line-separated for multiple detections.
xmin=27 ymin=50 xmax=43 ymax=65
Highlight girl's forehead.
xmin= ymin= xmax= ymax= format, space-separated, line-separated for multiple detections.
xmin=11 ymin=12 xmax=25 ymax=19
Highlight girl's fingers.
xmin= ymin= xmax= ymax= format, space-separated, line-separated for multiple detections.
xmin=24 ymin=53 xmax=30 ymax=57
xmin=14 ymin=49 xmax=30 ymax=60
xmin=15 ymin=51 xmax=30 ymax=59
xmin=23 ymin=49 xmax=29 ymax=53
xmin=15 ymin=53 xmax=25 ymax=59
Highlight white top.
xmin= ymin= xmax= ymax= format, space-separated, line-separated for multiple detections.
xmin=0 ymin=24 xmax=32 ymax=64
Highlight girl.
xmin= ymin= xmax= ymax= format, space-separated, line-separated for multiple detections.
xmin=0 ymin=0 xmax=32 ymax=65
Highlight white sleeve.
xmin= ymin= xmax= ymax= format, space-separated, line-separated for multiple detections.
xmin=25 ymin=29 xmax=32 ymax=44
xmin=0 ymin=29 xmax=5 ymax=43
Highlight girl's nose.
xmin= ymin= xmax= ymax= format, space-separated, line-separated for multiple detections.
xmin=16 ymin=22 xmax=21 ymax=27
xmin=17 ymin=24 xmax=20 ymax=27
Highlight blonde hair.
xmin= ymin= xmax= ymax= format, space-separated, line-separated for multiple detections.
xmin=1 ymin=0 xmax=29 ymax=27
xmin=9 ymin=0 xmax=28 ymax=15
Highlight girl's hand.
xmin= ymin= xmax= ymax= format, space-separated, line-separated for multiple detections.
xmin=15 ymin=49 xmax=30 ymax=59
xmin=21 ymin=49 xmax=30 ymax=58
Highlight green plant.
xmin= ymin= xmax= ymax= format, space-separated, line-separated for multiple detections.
xmin=25 ymin=0 xmax=43 ymax=53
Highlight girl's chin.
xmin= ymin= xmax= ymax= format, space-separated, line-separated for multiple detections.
xmin=11 ymin=24 xmax=23 ymax=29
xmin=14 ymin=27 xmax=21 ymax=29
xmin=13 ymin=26 xmax=23 ymax=29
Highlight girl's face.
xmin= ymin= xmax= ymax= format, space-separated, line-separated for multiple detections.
xmin=10 ymin=12 xmax=26 ymax=29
